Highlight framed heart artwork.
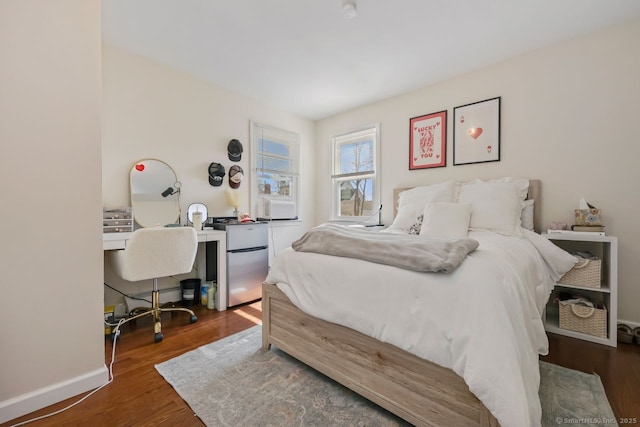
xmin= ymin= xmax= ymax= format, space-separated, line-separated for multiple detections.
xmin=453 ymin=97 xmax=501 ymax=166
xmin=409 ymin=110 xmax=447 ymax=170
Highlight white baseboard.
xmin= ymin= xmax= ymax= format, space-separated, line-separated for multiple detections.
xmin=0 ymin=365 xmax=109 ymax=424
xmin=618 ymin=318 xmax=640 ymax=329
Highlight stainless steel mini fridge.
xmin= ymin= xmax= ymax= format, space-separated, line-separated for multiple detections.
xmin=210 ymin=220 xmax=269 ymax=307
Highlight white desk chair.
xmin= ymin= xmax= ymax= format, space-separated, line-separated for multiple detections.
xmin=107 ymin=227 xmax=198 ymax=343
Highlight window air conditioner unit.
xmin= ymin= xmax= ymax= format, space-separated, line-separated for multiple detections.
xmin=257 ymin=198 xmax=297 ymax=220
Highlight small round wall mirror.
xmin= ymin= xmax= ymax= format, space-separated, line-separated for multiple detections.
xmin=187 ymin=203 xmax=208 ymax=224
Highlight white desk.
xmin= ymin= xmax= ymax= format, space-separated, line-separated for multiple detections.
xmin=103 ymin=229 xmax=228 ymax=311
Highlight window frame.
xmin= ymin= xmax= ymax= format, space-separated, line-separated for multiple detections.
xmin=250 ymin=121 xmax=300 ymax=219
xmin=330 ymin=124 xmax=381 ymax=222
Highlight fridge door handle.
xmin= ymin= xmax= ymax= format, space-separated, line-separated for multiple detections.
xmin=228 ymin=246 xmax=268 ymax=254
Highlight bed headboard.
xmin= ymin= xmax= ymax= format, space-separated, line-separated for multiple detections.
xmin=393 ymin=179 xmax=541 ymax=233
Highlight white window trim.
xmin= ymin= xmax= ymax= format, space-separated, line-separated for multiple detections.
xmin=330 ymin=123 xmax=381 ymax=223
xmin=250 ymin=121 xmax=300 ymax=220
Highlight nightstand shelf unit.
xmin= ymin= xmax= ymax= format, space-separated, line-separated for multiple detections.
xmin=542 ymin=233 xmax=617 ymax=347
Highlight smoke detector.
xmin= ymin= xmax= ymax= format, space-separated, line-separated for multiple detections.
xmin=343 ymin=2 xmax=357 ymax=19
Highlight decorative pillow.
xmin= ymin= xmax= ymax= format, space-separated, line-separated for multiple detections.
xmin=521 ymin=199 xmax=535 ymax=231
xmin=457 ymin=181 xmax=523 ymax=235
xmin=420 ymin=203 xmax=471 ymax=239
xmin=408 ymin=215 xmax=423 ymax=235
xmin=386 ymin=181 xmax=458 ymax=233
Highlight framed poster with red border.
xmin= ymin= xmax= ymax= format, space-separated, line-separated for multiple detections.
xmin=409 ymin=110 xmax=447 ymax=170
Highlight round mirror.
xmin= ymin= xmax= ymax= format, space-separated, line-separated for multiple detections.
xmin=187 ymin=203 xmax=208 ymax=224
xmin=130 ymin=159 xmax=181 ymax=228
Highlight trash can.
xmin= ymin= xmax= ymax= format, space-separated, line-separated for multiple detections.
xmin=180 ymin=278 xmax=201 ymax=307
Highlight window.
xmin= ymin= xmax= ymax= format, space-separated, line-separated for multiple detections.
xmin=251 ymin=122 xmax=299 ymax=219
xmin=331 ymin=124 xmax=380 ymax=221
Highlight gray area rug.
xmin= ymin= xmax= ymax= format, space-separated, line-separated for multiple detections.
xmin=155 ymin=325 xmax=617 ymax=426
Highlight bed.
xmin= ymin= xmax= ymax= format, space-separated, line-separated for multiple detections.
xmin=262 ymin=178 xmax=576 ymax=426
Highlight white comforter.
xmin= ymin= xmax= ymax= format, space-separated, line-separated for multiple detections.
xmin=266 ymin=228 xmax=576 ymax=427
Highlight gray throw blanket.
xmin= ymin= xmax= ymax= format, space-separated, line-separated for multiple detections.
xmin=292 ymin=224 xmax=479 ymax=273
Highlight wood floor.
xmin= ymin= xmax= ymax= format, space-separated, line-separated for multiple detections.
xmin=5 ymin=301 xmax=640 ymax=426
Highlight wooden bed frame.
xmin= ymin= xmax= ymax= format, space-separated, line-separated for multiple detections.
xmin=262 ymin=180 xmax=541 ymax=426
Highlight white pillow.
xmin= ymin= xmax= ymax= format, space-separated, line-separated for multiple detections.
xmin=521 ymin=199 xmax=535 ymax=231
xmin=466 ymin=177 xmax=530 ymax=200
xmin=386 ymin=181 xmax=458 ymax=233
xmin=457 ymin=181 xmax=523 ymax=235
xmin=420 ymin=202 xmax=471 ymax=239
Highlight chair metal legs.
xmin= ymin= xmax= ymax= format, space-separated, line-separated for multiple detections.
xmin=117 ymin=278 xmax=198 ymax=343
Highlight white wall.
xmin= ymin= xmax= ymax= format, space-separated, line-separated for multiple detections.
xmin=315 ymin=18 xmax=640 ymax=324
xmin=0 ymin=0 xmax=106 ymax=422
xmin=102 ymin=45 xmax=315 ymax=303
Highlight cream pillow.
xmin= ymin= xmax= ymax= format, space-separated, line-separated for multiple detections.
xmin=457 ymin=181 xmax=523 ymax=235
xmin=465 ymin=177 xmax=530 ymax=200
xmin=420 ymin=202 xmax=471 ymax=239
xmin=521 ymin=199 xmax=535 ymax=231
xmin=489 ymin=177 xmax=530 ymax=200
xmin=386 ymin=181 xmax=458 ymax=233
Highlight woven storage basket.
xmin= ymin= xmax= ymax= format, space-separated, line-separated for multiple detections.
xmin=559 ymin=302 xmax=607 ymax=338
xmin=559 ymin=258 xmax=601 ymax=288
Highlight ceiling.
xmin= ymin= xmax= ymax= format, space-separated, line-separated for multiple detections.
xmin=102 ymin=1 xmax=640 ymax=120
